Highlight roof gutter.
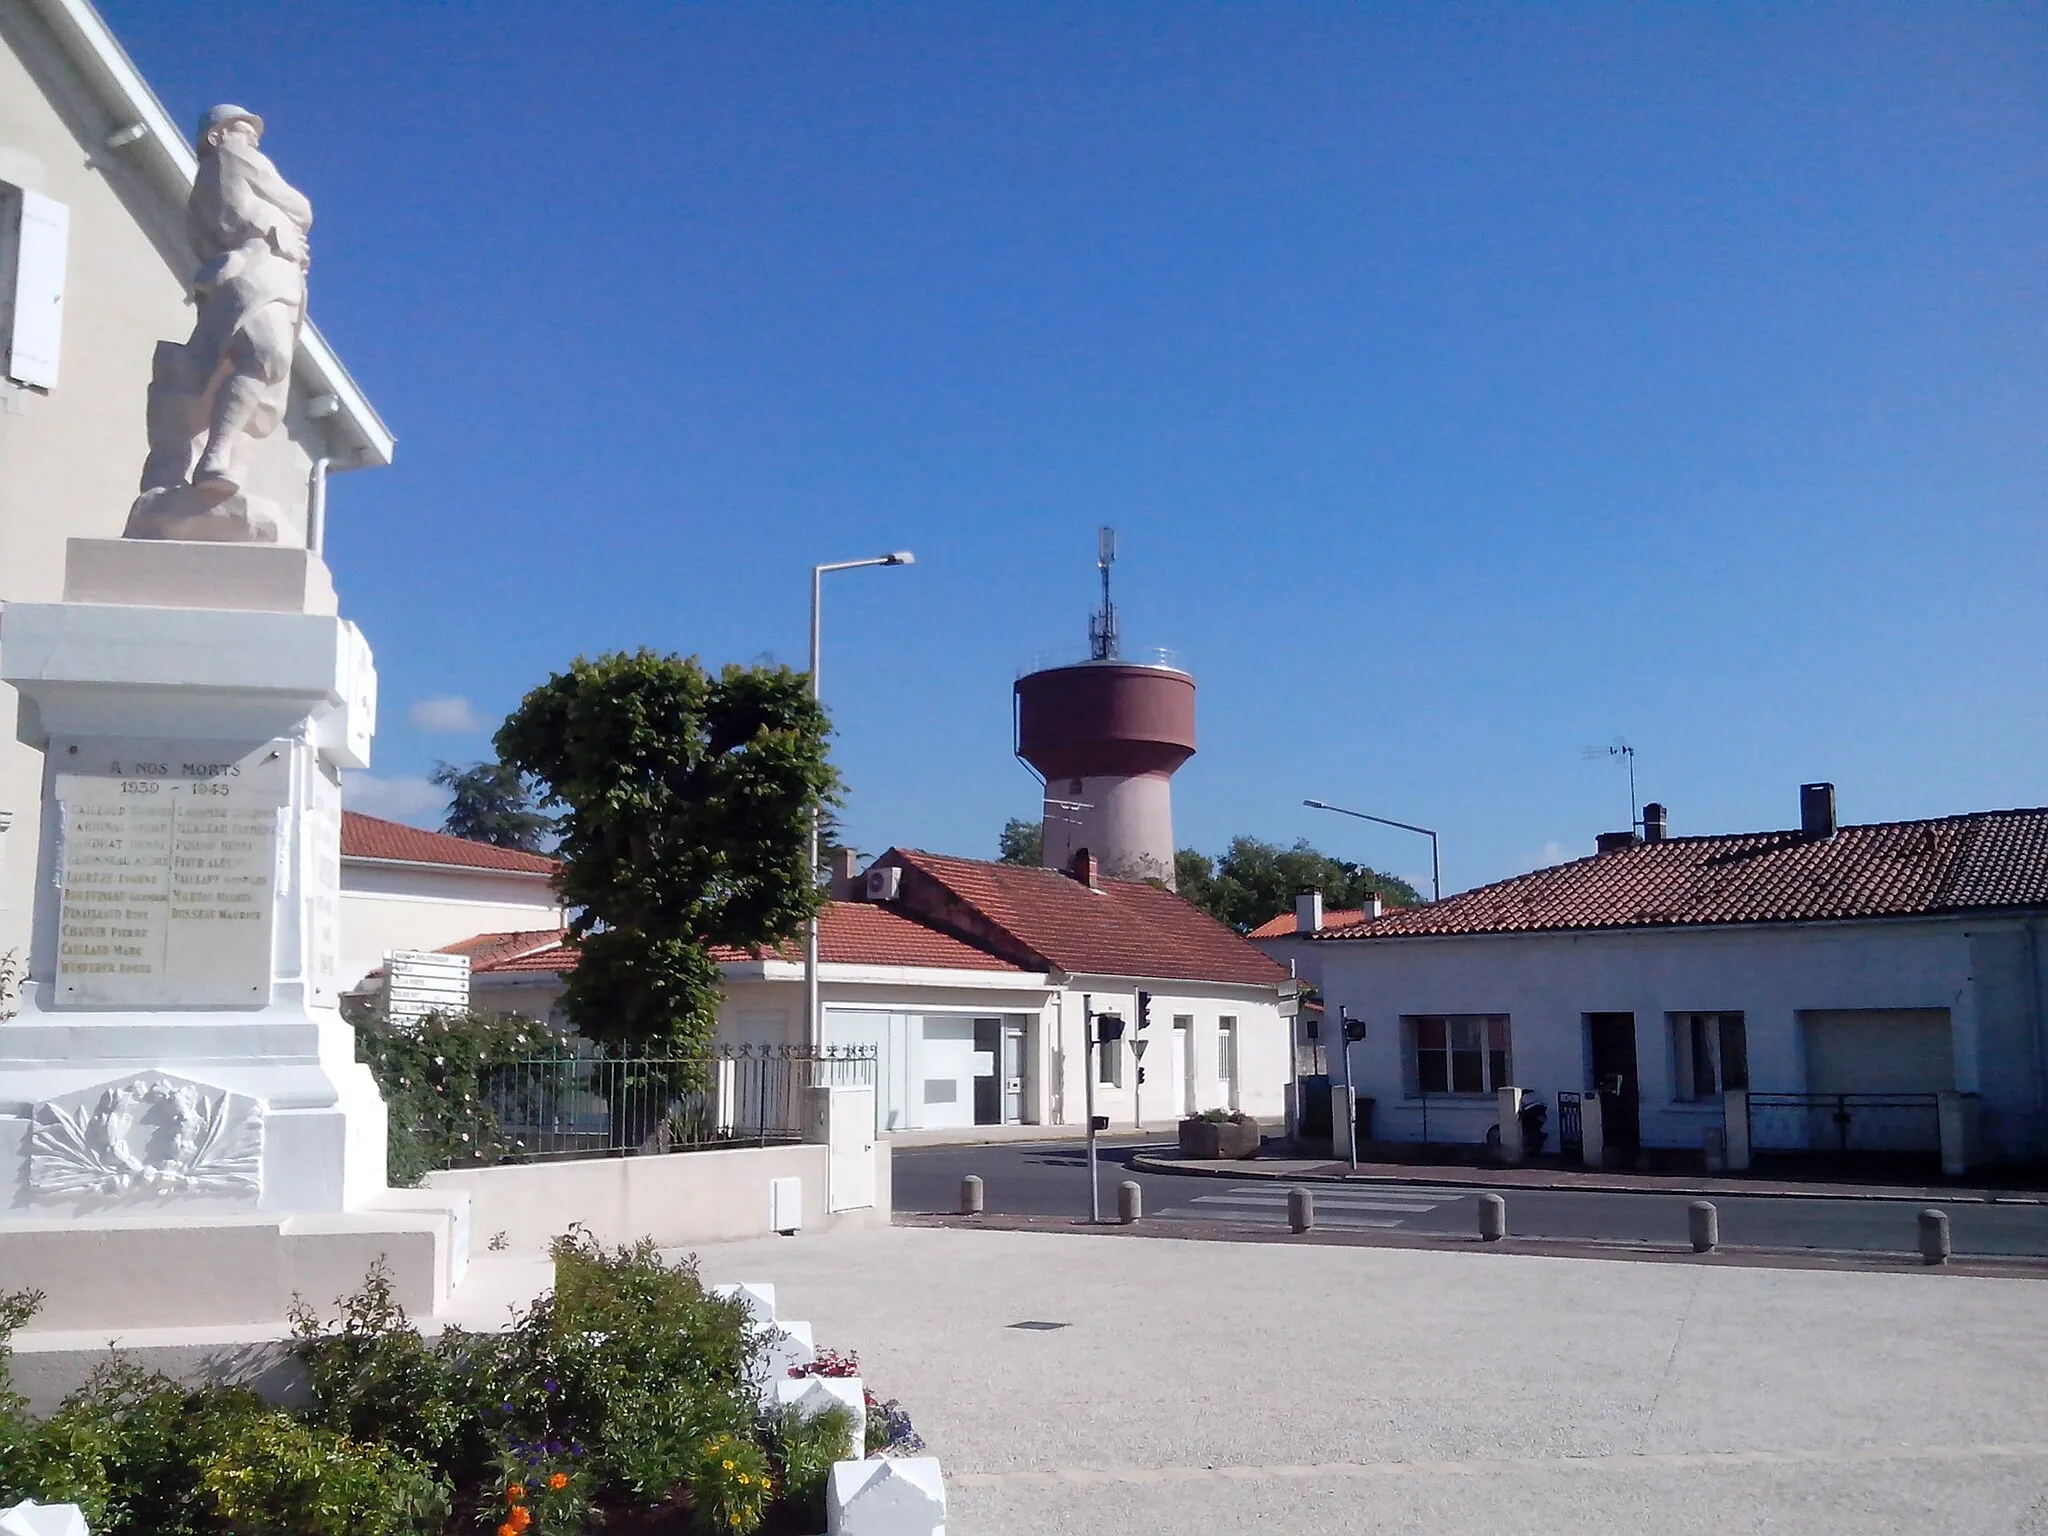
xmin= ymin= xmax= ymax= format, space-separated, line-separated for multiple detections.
xmin=31 ymin=0 xmax=396 ymax=469
xmin=340 ymin=854 xmax=558 ymax=880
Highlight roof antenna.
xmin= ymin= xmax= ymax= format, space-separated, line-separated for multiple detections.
xmin=1581 ymin=738 xmax=1639 ymax=831
xmin=1088 ymin=525 xmax=1120 ymax=661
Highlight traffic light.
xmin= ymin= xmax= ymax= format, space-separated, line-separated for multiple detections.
xmin=1137 ymin=1066 xmax=1147 ymax=1085
xmin=1342 ymin=1009 xmax=1366 ymax=1043
xmin=1135 ymin=990 xmax=1152 ymax=1032
xmin=1096 ymin=1014 xmax=1126 ymax=1043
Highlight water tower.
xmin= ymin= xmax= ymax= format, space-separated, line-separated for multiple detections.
xmin=1014 ymin=528 xmax=1196 ymax=887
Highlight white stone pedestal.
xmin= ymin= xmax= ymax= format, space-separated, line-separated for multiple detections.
xmin=0 ymin=540 xmax=466 ymax=1333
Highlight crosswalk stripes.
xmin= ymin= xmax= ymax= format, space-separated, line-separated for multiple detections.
xmin=1151 ymin=1184 xmax=1466 ymax=1232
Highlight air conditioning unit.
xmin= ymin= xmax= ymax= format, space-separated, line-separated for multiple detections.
xmin=865 ymin=866 xmax=902 ymax=902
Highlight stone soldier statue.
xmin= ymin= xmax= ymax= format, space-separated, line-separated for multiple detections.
xmin=126 ymin=104 xmax=312 ymax=542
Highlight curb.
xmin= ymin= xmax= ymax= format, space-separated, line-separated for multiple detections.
xmin=1126 ymin=1152 xmax=2048 ymax=1206
xmin=896 ymin=1210 xmax=2048 ymax=1279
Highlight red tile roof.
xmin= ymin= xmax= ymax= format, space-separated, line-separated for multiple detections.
xmin=1248 ymin=909 xmax=1368 ymax=940
xmin=1318 ymin=808 xmax=2048 ymax=941
xmin=882 ymin=850 xmax=1288 ymax=987
xmin=341 ymin=812 xmax=559 ymax=876
xmin=451 ymin=904 xmax=1029 ymax=978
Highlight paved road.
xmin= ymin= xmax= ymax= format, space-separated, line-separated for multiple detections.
xmin=892 ymin=1139 xmax=2048 ymax=1257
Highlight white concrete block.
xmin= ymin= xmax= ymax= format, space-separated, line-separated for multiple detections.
xmin=827 ymin=1455 xmax=946 ymax=1536
xmin=776 ymin=1373 xmax=866 ymax=1461
xmin=711 ymin=1281 xmax=777 ymax=1328
xmin=752 ymin=1318 xmax=815 ymax=1400
xmin=0 ymin=1500 xmax=90 ymax=1536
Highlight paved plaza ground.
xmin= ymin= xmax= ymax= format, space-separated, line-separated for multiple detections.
xmin=690 ymin=1224 xmax=2048 ymax=1535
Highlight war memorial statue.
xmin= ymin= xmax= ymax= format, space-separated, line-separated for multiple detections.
xmin=125 ymin=104 xmax=313 ymax=543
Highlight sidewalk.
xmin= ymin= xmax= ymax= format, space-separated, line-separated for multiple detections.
xmin=1129 ymin=1148 xmax=2048 ymax=1204
xmin=689 ymin=1222 xmax=2048 ymax=1535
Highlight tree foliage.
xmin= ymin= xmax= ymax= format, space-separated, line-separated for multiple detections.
xmin=429 ymin=759 xmax=556 ymax=853
xmin=997 ymin=818 xmax=1043 ymax=866
xmin=1191 ymin=836 xmax=1422 ymax=931
xmin=495 ymin=652 xmax=837 ymax=1050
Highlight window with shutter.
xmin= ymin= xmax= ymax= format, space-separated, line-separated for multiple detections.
xmin=2 ymin=185 xmax=67 ymax=390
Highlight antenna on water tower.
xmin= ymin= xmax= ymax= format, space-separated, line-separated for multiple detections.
xmin=1089 ymin=525 xmax=1120 ymax=662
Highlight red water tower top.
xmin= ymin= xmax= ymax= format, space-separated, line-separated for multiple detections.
xmin=1014 ymin=660 xmax=1196 ymax=782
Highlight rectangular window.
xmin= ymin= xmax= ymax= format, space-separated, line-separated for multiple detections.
xmin=1097 ymin=1036 xmax=1123 ymax=1088
xmin=1670 ymin=1013 xmax=1747 ymax=1101
xmin=1408 ymin=1015 xmax=1511 ymax=1097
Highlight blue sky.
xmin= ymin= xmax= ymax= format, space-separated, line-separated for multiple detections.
xmin=102 ymin=2 xmax=2045 ymax=900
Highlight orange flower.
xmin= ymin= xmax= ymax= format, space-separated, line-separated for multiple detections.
xmin=508 ymin=1508 xmax=533 ymax=1533
xmin=548 ymin=1472 xmax=570 ymax=1490
xmin=497 ymin=1526 xmax=516 ymax=1536
xmin=506 ymin=1484 xmax=527 ymax=1502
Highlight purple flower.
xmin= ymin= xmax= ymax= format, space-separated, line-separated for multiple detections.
xmin=543 ymin=1378 xmax=559 ymax=1395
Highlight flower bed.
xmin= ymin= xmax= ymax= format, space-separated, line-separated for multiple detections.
xmin=1178 ymin=1109 xmax=1262 ymax=1159
xmin=0 ymin=1231 xmax=925 ymax=1534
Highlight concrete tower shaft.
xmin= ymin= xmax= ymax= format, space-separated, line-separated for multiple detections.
xmin=1014 ymin=661 xmax=1196 ymax=888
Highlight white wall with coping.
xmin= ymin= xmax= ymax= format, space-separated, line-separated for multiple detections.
xmin=1051 ymin=975 xmax=1292 ymax=1132
xmin=1318 ymin=915 xmax=2048 ymax=1161
xmin=422 ymin=1138 xmax=893 ymax=1255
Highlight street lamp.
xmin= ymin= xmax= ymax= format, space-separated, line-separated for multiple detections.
xmin=1302 ymin=797 xmax=1441 ymax=904
xmin=806 ymin=553 xmax=915 ymax=1052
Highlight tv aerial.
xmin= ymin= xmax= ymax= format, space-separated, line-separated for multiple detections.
xmin=1581 ymin=738 xmax=1639 ymax=832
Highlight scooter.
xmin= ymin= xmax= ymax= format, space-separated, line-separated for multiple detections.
xmin=1484 ymin=1097 xmax=1550 ymax=1157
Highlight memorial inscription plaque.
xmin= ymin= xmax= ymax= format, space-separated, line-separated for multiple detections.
xmin=54 ymin=740 xmax=289 ymax=1008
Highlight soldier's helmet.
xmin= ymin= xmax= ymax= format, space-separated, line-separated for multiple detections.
xmin=195 ymin=104 xmax=264 ymax=146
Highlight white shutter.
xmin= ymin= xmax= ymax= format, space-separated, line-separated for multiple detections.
xmin=7 ymin=189 xmax=67 ymax=388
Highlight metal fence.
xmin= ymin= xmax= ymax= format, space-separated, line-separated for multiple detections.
xmin=435 ymin=1044 xmax=876 ymax=1169
xmin=1747 ymin=1091 xmax=1941 ymax=1158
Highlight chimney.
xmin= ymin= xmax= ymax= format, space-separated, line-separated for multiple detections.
xmin=1642 ymin=803 xmax=1668 ymax=842
xmin=1596 ymin=830 xmax=1640 ymax=855
xmin=827 ymin=847 xmax=861 ymax=900
xmin=1068 ymin=845 xmax=1100 ymax=891
xmin=1800 ymin=782 xmax=1837 ymax=840
xmin=1360 ymin=892 xmax=1383 ymax=921
xmin=1294 ymin=888 xmax=1324 ymax=934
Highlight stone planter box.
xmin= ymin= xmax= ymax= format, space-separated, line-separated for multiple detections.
xmin=1179 ymin=1116 xmax=1262 ymax=1159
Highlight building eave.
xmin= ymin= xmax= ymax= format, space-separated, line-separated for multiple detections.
xmin=340 ymin=853 xmax=558 ymax=882
xmin=28 ymin=0 xmax=396 ymax=468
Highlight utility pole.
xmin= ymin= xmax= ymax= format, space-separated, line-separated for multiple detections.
xmin=1082 ymin=995 xmax=1126 ymax=1222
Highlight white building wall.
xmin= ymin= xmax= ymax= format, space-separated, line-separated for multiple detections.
xmin=1318 ymin=916 xmax=2048 ymax=1160
xmin=1053 ymin=976 xmax=1291 ymax=1133
xmin=338 ymin=862 xmax=564 ymax=991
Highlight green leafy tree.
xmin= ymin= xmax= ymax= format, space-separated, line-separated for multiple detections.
xmin=430 ymin=758 xmax=557 ymax=853
xmin=1163 ymin=837 xmax=1421 ymax=931
xmin=997 ymin=818 xmax=1043 ymax=865
xmin=496 ymin=651 xmax=837 ymax=1051
xmin=1174 ymin=847 xmax=1220 ymax=911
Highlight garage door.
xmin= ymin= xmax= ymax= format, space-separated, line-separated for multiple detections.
xmin=1800 ymin=1009 xmax=1954 ymax=1094
xmin=1795 ymin=1008 xmax=1950 ymax=1153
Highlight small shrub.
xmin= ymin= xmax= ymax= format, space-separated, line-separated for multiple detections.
xmin=1190 ymin=1108 xmax=1255 ymax=1125
xmin=682 ymin=1428 xmax=775 ymax=1534
xmin=196 ymin=1411 xmax=448 ymax=1535
xmin=769 ymin=1404 xmax=853 ymax=1527
xmin=355 ymin=1009 xmax=559 ymax=1184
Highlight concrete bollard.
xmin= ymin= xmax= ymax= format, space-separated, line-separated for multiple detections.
xmin=1919 ymin=1208 xmax=1951 ymax=1266
xmin=1118 ymin=1180 xmax=1142 ymax=1224
xmin=1688 ymin=1200 xmax=1719 ymax=1253
xmin=1478 ymin=1192 xmax=1506 ymax=1242
xmin=959 ymin=1174 xmax=983 ymax=1216
xmin=1287 ymin=1186 xmax=1314 ymax=1233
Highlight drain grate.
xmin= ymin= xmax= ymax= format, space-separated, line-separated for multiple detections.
xmin=1008 ymin=1320 xmax=1070 ymax=1332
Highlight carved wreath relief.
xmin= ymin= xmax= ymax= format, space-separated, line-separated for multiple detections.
xmin=29 ymin=1074 xmax=263 ymax=1199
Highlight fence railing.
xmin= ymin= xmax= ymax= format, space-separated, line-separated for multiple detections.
xmin=428 ymin=1044 xmax=877 ymax=1170
xmin=1746 ymin=1092 xmax=1941 ymax=1157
